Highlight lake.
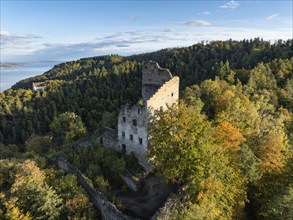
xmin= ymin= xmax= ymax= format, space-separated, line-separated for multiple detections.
xmin=0 ymin=62 xmax=58 ymax=92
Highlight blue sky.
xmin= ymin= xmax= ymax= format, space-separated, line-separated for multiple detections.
xmin=1 ymin=0 xmax=292 ymax=62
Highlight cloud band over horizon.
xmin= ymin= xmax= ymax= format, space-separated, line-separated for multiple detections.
xmin=1 ymin=1 xmax=292 ymax=62
xmin=1 ymin=25 xmax=292 ymax=63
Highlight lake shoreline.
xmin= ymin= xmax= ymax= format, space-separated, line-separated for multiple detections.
xmin=0 ymin=62 xmax=59 ymax=92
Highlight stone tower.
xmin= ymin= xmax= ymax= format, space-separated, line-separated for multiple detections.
xmin=117 ymin=61 xmax=179 ymax=169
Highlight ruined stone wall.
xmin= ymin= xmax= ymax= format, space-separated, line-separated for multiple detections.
xmin=142 ymin=61 xmax=172 ymax=101
xmin=151 ymin=190 xmax=184 ymax=220
xmin=55 ymin=158 xmax=138 ymax=220
xmin=119 ymin=170 xmax=140 ymax=192
xmin=117 ymin=104 xmax=148 ymax=169
xmin=146 ymin=76 xmax=180 ymax=112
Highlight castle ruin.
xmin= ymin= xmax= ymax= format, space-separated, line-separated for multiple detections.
xmin=101 ymin=61 xmax=179 ymax=169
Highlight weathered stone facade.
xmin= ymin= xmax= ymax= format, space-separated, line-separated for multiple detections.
xmin=117 ymin=104 xmax=149 ymax=168
xmin=102 ymin=61 xmax=179 ymax=169
xmin=146 ymin=76 xmax=179 ymax=112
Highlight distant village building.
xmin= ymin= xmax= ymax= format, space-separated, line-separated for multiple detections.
xmin=101 ymin=61 xmax=179 ymax=169
xmin=32 ymin=82 xmax=48 ymax=91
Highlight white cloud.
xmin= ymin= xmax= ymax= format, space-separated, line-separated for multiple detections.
xmin=185 ymin=20 xmax=212 ymax=27
xmin=220 ymin=1 xmax=239 ymax=9
xmin=0 ymin=31 xmax=44 ymax=60
xmin=198 ymin=11 xmax=211 ymax=15
xmin=0 ymin=31 xmax=41 ymax=41
xmin=0 ymin=31 xmax=11 ymax=37
xmin=0 ymin=31 xmax=42 ymax=54
xmin=266 ymin=13 xmax=280 ymax=20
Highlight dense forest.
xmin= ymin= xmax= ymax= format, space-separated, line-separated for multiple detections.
xmin=0 ymin=38 xmax=292 ymax=219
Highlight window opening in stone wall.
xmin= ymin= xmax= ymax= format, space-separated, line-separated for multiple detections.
xmin=122 ymin=131 xmax=125 ymax=138
xmin=139 ymin=138 xmax=143 ymax=144
xmin=122 ymin=144 xmax=126 ymax=154
xmin=133 ymin=119 xmax=137 ymax=126
xmin=130 ymin=134 xmax=133 ymax=140
xmin=123 ymin=117 xmax=126 ymax=122
xmin=171 ymin=93 xmax=174 ymax=97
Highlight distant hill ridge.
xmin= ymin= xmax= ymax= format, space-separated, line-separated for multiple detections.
xmin=11 ymin=38 xmax=293 ymax=90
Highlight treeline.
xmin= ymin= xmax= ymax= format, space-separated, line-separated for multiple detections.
xmin=1 ymin=38 xmax=292 ymax=146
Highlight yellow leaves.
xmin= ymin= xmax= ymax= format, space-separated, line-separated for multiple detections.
xmin=197 ymin=176 xmax=225 ymax=201
xmin=189 ymin=176 xmax=235 ymax=220
xmin=1 ymin=159 xmax=63 ymax=219
xmin=214 ymin=89 xmax=235 ymax=114
xmin=255 ymin=132 xmax=286 ymax=174
xmin=11 ymin=160 xmax=46 ymax=193
xmin=215 ymin=121 xmax=245 ymax=155
xmin=3 ymin=197 xmax=32 ymax=220
xmin=5 ymin=206 xmax=32 ymax=220
xmin=65 ymin=194 xmax=89 ymax=215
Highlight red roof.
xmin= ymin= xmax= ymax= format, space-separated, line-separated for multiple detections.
xmin=33 ymin=82 xmax=48 ymax=87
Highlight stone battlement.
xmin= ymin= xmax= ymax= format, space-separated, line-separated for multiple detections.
xmin=142 ymin=61 xmax=173 ymax=101
xmin=142 ymin=61 xmax=173 ymax=86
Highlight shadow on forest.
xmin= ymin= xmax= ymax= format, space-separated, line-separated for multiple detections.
xmin=118 ymin=173 xmax=178 ymax=220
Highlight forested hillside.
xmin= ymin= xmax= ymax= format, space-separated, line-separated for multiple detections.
xmin=0 ymin=38 xmax=292 ymax=219
xmin=1 ymin=38 xmax=292 ymax=146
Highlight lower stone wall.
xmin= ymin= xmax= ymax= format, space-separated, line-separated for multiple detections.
xmin=119 ymin=170 xmax=140 ymax=192
xmin=151 ymin=190 xmax=184 ymax=220
xmin=55 ymin=158 xmax=139 ymax=220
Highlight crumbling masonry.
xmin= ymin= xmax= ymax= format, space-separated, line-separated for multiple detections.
xmin=101 ymin=61 xmax=179 ymax=169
